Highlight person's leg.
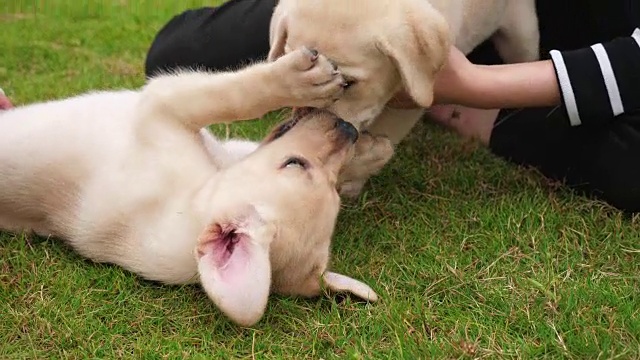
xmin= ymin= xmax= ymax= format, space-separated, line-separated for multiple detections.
xmin=144 ymin=0 xmax=276 ymax=78
xmin=489 ymin=107 xmax=640 ymax=212
xmin=427 ymin=104 xmax=640 ymax=212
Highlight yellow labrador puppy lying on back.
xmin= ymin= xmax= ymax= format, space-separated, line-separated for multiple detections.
xmin=269 ymin=0 xmax=540 ymax=196
xmin=0 ymin=48 xmax=379 ymax=327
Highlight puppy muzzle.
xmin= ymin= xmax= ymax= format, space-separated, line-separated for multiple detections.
xmin=334 ymin=118 xmax=358 ymax=143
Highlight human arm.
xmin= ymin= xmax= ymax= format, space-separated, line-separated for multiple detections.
xmin=387 ymin=46 xmax=560 ymax=109
xmin=432 ymin=48 xmax=561 ymax=109
xmin=390 ymin=28 xmax=640 ymax=126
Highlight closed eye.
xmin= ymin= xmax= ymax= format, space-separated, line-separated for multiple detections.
xmin=281 ymin=156 xmax=309 ymax=170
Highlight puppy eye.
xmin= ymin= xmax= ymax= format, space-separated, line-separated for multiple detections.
xmin=282 ymin=157 xmax=308 ymax=170
xmin=342 ymin=79 xmax=357 ymax=90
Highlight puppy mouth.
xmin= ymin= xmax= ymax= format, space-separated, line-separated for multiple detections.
xmin=264 ymin=107 xmax=358 ymax=144
xmin=291 ymin=106 xmax=315 ymax=120
xmin=292 ymin=107 xmax=359 ymax=143
xmin=270 ymin=117 xmax=301 ymax=141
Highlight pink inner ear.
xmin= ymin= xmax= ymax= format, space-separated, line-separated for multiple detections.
xmin=196 ymin=220 xmax=273 ymax=327
xmin=198 ymin=224 xmax=252 ymax=283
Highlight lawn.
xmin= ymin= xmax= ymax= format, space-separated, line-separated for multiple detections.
xmin=1 ymin=1 xmax=639 ymax=358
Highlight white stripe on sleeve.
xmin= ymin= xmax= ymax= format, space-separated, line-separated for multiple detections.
xmin=632 ymin=28 xmax=640 ymax=47
xmin=591 ymin=43 xmax=625 ymax=117
xmin=549 ymin=50 xmax=582 ymax=126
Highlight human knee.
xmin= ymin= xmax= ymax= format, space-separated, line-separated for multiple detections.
xmin=592 ymin=174 xmax=640 ymax=213
xmin=144 ymin=8 xmax=212 ymax=78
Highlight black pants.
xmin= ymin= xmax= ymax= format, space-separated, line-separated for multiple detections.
xmin=144 ymin=0 xmax=640 ymax=213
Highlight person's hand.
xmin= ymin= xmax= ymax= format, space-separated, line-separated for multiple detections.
xmin=0 ymin=88 xmax=13 ymax=110
xmin=387 ymin=46 xmax=477 ymax=109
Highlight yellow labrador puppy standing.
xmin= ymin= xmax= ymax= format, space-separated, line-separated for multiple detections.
xmin=0 ymin=48 xmax=379 ymax=327
xmin=269 ymin=0 xmax=540 ymax=196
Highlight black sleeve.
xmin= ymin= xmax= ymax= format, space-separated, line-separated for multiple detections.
xmin=144 ymin=0 xmax=276 ymax=78
xmin=549 ymin=28 xmax=640 ymax=127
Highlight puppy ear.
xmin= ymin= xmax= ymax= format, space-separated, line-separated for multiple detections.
xmin=322 ymin=271 xmax=379 ymax=302
xmin=196 ymin=205 xmax=276 ymax=327
xmin=267 ymin=4 xmax=288 ymax=61
xmin=376 ymin=3 xmax=451 ymax=108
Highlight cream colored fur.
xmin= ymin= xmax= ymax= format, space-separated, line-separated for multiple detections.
xmin=269 ymin=0 xmax=540 ymax=196
xmin=0 ymin=48 xmax=379 ymax=327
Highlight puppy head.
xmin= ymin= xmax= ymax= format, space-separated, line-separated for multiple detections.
xmin=196 ymin=109 xmax=377 ymax=327
xmin=268 ymin=0 xmax=451 ymax=128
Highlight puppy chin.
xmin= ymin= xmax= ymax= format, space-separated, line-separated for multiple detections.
xmin=346 ymin=107 xmax=384 ymax=130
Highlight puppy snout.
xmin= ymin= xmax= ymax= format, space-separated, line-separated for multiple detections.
xmin=335 ymin=118 xmax=358 ymax=143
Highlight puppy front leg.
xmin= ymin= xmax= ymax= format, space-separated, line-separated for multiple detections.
xmin=337 ymin=131 xmax=394 ymax=198
xmin=138 ymin=48 xmax=345 ymax=131
xmin=337 ymin=107 xmax=422 ymax=198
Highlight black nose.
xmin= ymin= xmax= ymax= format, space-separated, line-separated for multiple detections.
xmin=335 ymin=118 xmax=358 ymax=142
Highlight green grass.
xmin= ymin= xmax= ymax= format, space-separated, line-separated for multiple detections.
xmin=1 ymin=1 xmax=639 ymax=358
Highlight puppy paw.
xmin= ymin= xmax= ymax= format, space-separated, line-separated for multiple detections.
xmin=337 ymin=132 xmax=394 ymax=198
xmin=338 ymin=180 xmax=367 ymax=198
xmin=273 ymin=47 xmax=345 ymax=108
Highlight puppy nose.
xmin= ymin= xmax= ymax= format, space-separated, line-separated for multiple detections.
xmin=335 ymin=118 xmax=358 ymax=142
